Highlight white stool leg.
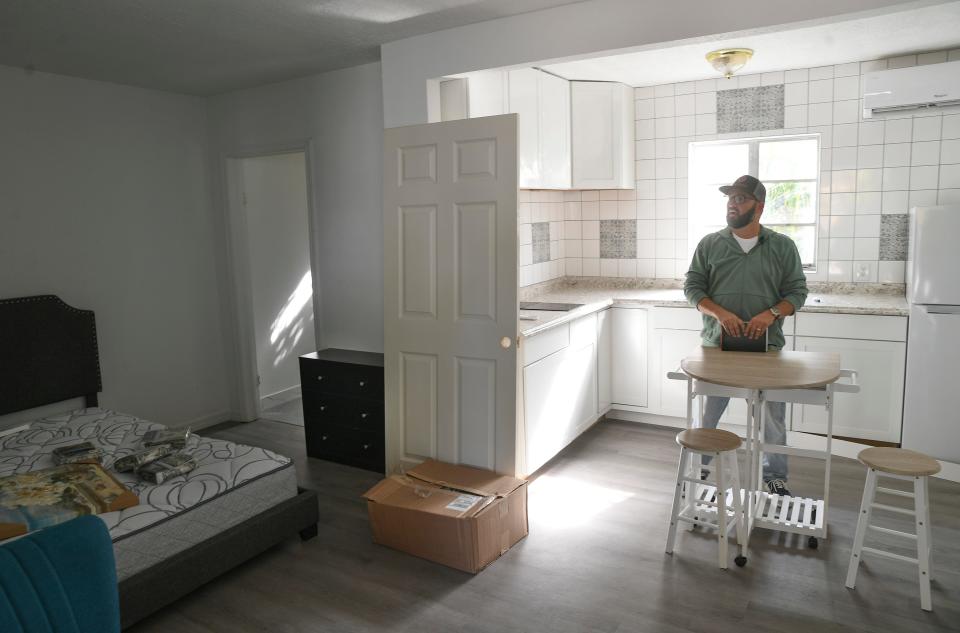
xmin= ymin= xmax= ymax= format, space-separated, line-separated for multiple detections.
xmin=716 ymin=451 xmax=728 ymax=569
xmin=728 ymin=450 xmax=746 ymax=549
xmin=846 ymin=468 xmax=878 ymax=589
xmin=666 ymin=447 xmax=687 ymax=555
xmin=915 ymin=475 xmax=932 ymax=611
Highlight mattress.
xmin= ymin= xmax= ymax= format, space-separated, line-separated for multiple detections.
xmin=0 ymin=408 xmax=298 ymax=580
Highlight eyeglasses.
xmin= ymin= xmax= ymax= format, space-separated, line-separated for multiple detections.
xmin=727 ymin=194 xmax=755 ymax=205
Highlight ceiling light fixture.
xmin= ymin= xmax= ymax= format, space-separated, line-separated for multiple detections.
xmin=706 ymin=48 xmax=754 ymax=79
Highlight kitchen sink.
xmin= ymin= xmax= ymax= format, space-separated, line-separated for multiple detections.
xmin=519 ymin=301 xmax=584 ymax=311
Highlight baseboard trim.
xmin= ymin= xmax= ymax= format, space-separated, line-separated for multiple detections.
xmin=605 ymin=409 xmax=960 ymax=484
xmin=169 ymin=409 xmax=233 ymax=432
xmin=260 ymin=384 xmax=301 ymax=405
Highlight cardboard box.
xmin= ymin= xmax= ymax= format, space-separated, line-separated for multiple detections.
xmin=363 ymin=459 xmax=528 ymax=573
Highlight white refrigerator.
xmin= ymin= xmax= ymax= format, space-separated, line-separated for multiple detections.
xmin=902 ymin=205 xmax=960 ymax=462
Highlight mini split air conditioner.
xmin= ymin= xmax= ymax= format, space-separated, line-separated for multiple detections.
xmin=862 ymin=59 xmax=960 ymax=118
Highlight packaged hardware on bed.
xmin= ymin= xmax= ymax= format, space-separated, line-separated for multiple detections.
xmin=142 ymin=428 xmax=191 ymax=449
xmin=136 ymin=453 xmax=198 ymax=484
xmin=113 ymin=444 xmax=176 ymax=473
xmin=52 ymin=441 xmax=103 ymax=465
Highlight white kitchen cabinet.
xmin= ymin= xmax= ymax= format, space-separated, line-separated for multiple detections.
xmin=793 ymin=313 xmax=907 ymax=443
xmin=597 ymin=308 xmax=612 ymax=411
xmin=508 ymin=68 xmax=571 ymax=189
xmin=521 ymin=313 xmax=598 ymax=474
xmin=611 ymin=306 xmax=648 ymax=407
xmin=571 ymin=81 xmax=635 ymax=189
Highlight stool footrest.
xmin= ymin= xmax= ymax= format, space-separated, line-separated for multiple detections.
xmin=871 ymin=502 xmax=915 ymax=516
xmin=861 ymin=546 xmax=918 ymax=565
xmin=867 ymin=524 xmax=917 ymax=540
xmin=875 ymin=486 xmax=914 ymax=499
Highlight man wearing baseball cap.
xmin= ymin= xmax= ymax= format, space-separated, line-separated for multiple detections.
xmin=684 ymin=174 xmax=808 ymax=498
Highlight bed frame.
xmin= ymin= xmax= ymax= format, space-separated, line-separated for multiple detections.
xmin=0 ymin=295 xmax=319 ymax=629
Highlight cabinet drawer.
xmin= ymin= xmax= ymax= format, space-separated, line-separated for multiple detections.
xmin=301 ymin=360 xmax=384 ymax=398
xmin=305 ymin=425 xmax=383 ymax=471
xmin=652 ymin=307 xmax=701 ymax=330
xmin=795 ymin=313 xmax=907 ymax=342
xmin=302 ymin=393 xmax=383 ymax=432
xmin=523 ymin=322 xmax=570 ymax=366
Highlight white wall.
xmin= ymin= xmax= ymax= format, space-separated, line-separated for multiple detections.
xmin=381 ymin=0 xmax=917 ymax=128
xmin=238 ymin=152 xmax=316 ymax=399
xmin=0 ymin=65 xmax=230 ymax=428
xmin=208 ymin=62 xmax=385 ymax=358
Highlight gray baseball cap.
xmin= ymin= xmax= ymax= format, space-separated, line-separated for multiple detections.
xmin=719 ymin=174 xmax=766 ymax=203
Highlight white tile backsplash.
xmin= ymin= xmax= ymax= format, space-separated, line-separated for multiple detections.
xmin=522 ymin=49 xmax=955 ymax=286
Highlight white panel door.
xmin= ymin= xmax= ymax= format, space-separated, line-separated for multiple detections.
xmin=793 ymin=336 xmax=905 ymax=442
xmin=384 ymin=115 xmax=518 ymax=475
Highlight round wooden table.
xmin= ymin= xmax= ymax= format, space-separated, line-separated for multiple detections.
xmin=675 ymin=347 xmax=847 ymax=565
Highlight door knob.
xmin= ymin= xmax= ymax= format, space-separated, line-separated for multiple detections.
xmin=500 ymin=336 xmax=512 ymax=349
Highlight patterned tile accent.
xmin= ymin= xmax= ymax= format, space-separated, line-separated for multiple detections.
xmin=599 ymin=220 xmax=637 ymax=259
xmin=879 ymin=214 xmax=909 ymax=261
xmin=532 ymin=221 xmax=551 ymax=264
xmin=717 ymin=85 xmax=785 ymax=133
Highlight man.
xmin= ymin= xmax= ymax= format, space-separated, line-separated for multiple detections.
xmin=684 ymin=175 xmax=808 ymax=498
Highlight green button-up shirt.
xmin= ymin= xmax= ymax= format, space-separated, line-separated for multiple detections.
xmin=684 ymin=226 xmax=808 ymax=350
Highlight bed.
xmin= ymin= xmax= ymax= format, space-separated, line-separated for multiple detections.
xmin=0 ymin=295 xmax=319 ymax=629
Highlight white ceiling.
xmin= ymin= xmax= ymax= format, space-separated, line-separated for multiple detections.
xmin=541 ymin=2 xmax=960 ymax=86
xmin=0 ymin=0 xmax=584 ymax=96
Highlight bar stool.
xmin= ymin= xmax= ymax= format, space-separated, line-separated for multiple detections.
xmin=845 ymin=447 xmax=940 ymax=611
xmin=665 ymin=428 xmax=745 ymax=569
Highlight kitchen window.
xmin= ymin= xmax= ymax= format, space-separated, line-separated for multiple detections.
xmin=687 ymin=134 xmax=820 ymax=270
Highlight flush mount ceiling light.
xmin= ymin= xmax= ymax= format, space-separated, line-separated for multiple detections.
xmin=706 ymin=48 xmax=754 ymax=79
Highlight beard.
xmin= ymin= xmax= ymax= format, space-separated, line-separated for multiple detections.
xmin=726 ymin=205 xmax=756 ymax=229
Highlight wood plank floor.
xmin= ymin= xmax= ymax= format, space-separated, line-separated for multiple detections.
xmin=128 ymin=419 xmax=960 ymax=633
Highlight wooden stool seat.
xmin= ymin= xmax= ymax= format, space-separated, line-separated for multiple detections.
xmin=676 ymin=428 xmax=741 ymax=453
xmin=858 ymin=447 xmax=941 ymax=477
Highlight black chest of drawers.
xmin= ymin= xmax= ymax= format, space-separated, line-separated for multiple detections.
xmin=299 ymin=348 xmax=384 ymax=473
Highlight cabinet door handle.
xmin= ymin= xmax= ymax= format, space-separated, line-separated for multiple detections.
xmin=359 ymin=380 xmax=366 ymax=387
xmin=317 ymin=375 xmax=323 ymax=381
xmin=360 ymin=412 xmax=368 ymax=419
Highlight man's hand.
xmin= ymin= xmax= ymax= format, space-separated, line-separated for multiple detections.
xmin=745 ymin=310 xmax=777 ymax=339
xmin=714 ymin=307 xmax=745 ymax=337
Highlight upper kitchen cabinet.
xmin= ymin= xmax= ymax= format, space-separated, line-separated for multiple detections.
xmin=508 ymin=68 xmax=571 ymax=189
xmin=571 ymin=81 xmax=635 ymax=189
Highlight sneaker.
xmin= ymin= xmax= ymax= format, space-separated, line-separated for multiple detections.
xmin=766 ymin=479 xmax=791 ymax=498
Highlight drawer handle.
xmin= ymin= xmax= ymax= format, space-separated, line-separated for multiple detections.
xmin=320 ymin=405 xmax=326 ymax=411
xmin=359 ymin=380 xmax=366 ymax=387
xmin=360 ymin=413 xmax=368 ymax=419
xmin=362 ymin=444 xmax=370 ymax=450
xmin=321 ymin=435 xmax=327 ymax=441
xmin=317 ymin=375 xmax=323 ymax=381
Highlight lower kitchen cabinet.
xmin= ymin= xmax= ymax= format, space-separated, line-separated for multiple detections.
xmin=792 ymin=336 xmax=906 ymax=443
xmin=521 ymin=313 xmax=598 ymax=475
xmin=611 ymin=306 xmax=648 ymax=408
xmin=597 ymin=308 xmax=612 ymax=411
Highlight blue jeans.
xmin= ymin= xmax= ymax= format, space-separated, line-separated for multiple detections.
xmin=700 ymin=396 xmax=788 ymax=483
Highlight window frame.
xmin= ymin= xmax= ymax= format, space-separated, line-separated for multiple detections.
xmin=687 ymin=133 xmax=821 ymax=271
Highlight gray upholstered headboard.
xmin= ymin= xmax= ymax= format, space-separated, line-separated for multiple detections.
xmin=0 ymin=295 xmax=102 ymax=416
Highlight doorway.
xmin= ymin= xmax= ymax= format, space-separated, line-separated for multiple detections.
xmin=228 ymin=150 xmax=317 ymax=425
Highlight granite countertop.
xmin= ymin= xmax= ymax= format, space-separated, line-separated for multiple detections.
xmin=518 ymin=279 xmax=908 ymax=337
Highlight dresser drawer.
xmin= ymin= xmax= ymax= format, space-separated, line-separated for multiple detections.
xmin=302 ymin=393 xmax=383 ymax=432
xmin=301 ymin=359 xmax=384 ymax=399
xmin=305 ymin=425 xmax=383 ymax=471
